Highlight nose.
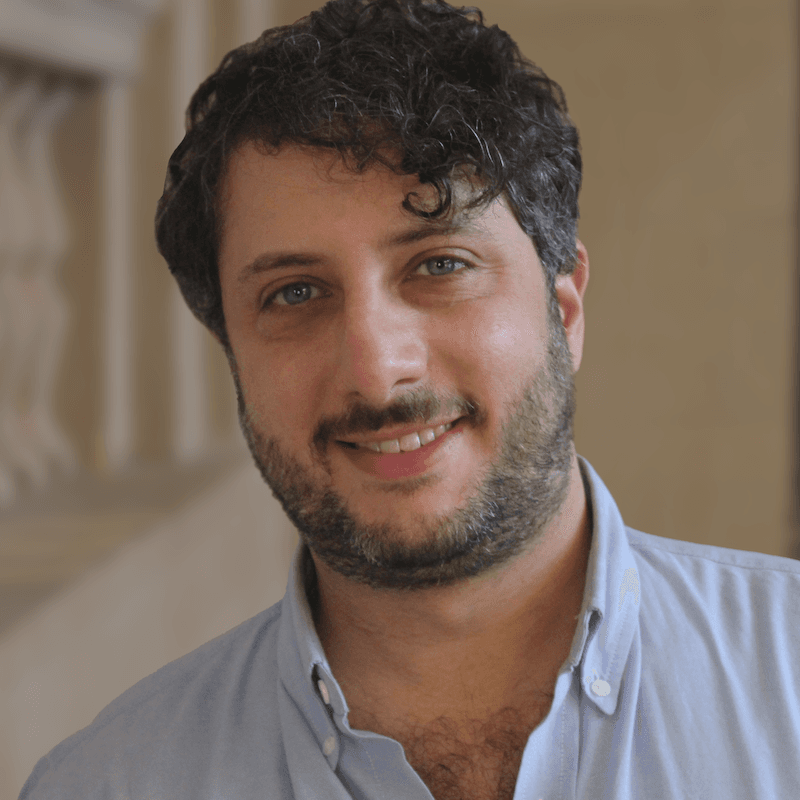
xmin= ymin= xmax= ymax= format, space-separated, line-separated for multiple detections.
xmin=337 ymin=288 xmax=428 ymax=406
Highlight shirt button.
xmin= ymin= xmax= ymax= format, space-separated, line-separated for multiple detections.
xmin=317 ymin=678 xmax=331 ymax=705
xmin=322 ymin=736 xmax=336 ymax=756
xmin=591 ymin=678 xmax=611 ymax=697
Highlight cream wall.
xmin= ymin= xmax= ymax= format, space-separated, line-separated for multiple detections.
xmin=488 ymin=1 xmax=797 ymax=557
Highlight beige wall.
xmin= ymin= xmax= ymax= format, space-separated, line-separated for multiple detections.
xmin=490 ymin=1 xmax=797 ymax=556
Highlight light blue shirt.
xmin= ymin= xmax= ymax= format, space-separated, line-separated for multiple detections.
xmin=20 ymin=459 xmax=800 ymax=799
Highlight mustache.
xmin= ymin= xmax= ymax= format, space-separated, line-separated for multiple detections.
xmin=312 ymin=387 xmax=480 ymax=449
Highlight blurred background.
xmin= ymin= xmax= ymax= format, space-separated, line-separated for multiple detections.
xmin=0 ymin=0 xmax=796 ymax=793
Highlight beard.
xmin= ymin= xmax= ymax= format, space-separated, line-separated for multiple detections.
xmin=230 ymin=294 xmax=576 ymax=591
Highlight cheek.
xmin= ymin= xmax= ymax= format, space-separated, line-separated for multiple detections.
xmin=451 ymin=307 xmax=543 ymax=389
xmin=236 ymin=342 xmax=330 ymax=440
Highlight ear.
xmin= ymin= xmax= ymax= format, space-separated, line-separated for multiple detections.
xmin=554 ymin=240 xmax=589 ymax=373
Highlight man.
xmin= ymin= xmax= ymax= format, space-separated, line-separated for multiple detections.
xmin=20 ymin=1 xmax=800 ymax=798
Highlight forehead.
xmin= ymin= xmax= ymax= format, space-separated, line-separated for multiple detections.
xmin=221 ymin=141 xmax=488 ymax=227
xmin=216 ymin=141 xmax=537 ymax=284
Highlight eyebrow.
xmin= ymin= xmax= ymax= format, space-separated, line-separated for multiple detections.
xmin=236 ymin=218 xmax=479 ymax=284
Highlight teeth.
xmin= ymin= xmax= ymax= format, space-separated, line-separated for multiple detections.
xmin=398 ymin=432 xmax=421 ymax=451
xmin=354 ymin=421 xmax=454 ymax=453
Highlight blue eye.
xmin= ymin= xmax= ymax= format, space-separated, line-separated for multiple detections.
xmin=272 ymin=283 xmax=319 ymax=306
xmin=416 ymin=256 xmax=467 ymax=276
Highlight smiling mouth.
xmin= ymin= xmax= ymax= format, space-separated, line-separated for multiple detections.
xmin=337 ymin=420 xmax=458 ymax=454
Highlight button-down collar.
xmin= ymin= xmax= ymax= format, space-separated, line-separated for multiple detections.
xmin=573 ymin=458 xmax=641 ymax=716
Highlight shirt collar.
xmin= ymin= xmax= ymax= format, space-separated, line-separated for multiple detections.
xmin=276 ymin=456 xmax=642 ymax=742
xmin=276 ymin=546 xmax=348 ymax=769
xmin=572 ymin=456 xmax=641 ymax=715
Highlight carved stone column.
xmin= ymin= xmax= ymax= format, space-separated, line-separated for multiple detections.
xmin=0 ymin=0 xmax=166 ymax=485
xmin=171 ymin=0 xmax=212 ymax=463
xmin=170 ymin=0 xmax=277 ymax=462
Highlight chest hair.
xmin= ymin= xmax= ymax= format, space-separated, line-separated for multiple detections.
xmin=377 ymin=692 xmax=554 ymax=800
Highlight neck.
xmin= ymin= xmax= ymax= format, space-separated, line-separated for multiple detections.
xmin=311 ymin=456 xmax=591 ymax=723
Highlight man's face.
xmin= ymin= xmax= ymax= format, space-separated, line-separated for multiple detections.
xmin=218 ymin=143 xmax=586 ymax=589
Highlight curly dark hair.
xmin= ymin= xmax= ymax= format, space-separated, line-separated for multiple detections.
xmin=155 ymin=0 xmax=582 ymax=348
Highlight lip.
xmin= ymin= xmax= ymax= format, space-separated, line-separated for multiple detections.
xmin=336 ymin=420 xmax=463 ymax=480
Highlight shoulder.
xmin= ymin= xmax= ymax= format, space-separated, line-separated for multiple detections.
xmin=626 ymin=527 xmax=800 ymax=602
xmin=625 ymin=527 xmax=800 ymax=682
xmin=619 ymin=530 xmax=800 ymax=788
xmin=626 ymin=527 xmax=800 ymax=575
xmin=94 ymin=599 xmax=283 ymax=732
xmin=20 ymin=602 xmax=286 ymax=799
